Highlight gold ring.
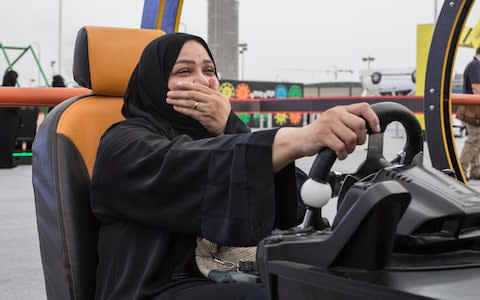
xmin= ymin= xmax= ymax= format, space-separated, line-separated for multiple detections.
xmin=191 ymin=101 xmax=199 ymax=110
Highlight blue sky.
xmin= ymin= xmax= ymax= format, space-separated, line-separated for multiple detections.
xmin=1 ymin=0 xmax=479 ymax=86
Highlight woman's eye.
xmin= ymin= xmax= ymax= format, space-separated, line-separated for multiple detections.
xmin=177 ymin=68 xmax=190 ymax=74
xmin=204 ymin=68 xmax=215 ymax=74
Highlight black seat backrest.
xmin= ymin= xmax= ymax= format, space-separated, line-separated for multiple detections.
xmin=32 ymin=26 xmax=164 ymax=300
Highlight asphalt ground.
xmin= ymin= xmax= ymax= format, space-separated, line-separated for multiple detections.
xmin=0 ymin=124 xmax=478 ymax=299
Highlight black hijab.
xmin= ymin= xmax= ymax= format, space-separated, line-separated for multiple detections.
xmin=2 ymin=70 xmax=18 ymax=86
xmin=51 ymin=74 xmax=66 ymax=87
xmin=122 ymin=32 xmax=217 ymax=139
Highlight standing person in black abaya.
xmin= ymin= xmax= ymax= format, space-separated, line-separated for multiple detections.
xmin=90 ymin=33 xmax=380 ymax=300
xmin=0 ymin=70 xmax=20 ymax=168
xmin=48 ymin=74 xmax=66 ymax=112
xmin=51 ymin=74 xmax=66 ymax=88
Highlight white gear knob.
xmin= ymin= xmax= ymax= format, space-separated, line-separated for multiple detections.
xmin=300 ymin=178 xmax=332 ymax=209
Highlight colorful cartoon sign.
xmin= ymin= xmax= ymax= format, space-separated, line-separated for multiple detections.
xmin=219 ymin=80 xmax=304 ymax=127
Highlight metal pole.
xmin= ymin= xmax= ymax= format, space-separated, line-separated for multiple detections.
xmin=32 ymin=42 xmax=41 ymax=85
xmin=58 ymin=0 xmax=62 ymax=75
xmin=362 ymin=56 xmax=375 ymax=71
xmin=238 ymin=43 xmax=247 ymax=80
xmin=9 ymin=48 xmax=29 ymax=68
xmin=29 ymin=45 xmax=50 ymax=87
xmin=241 ymin=51 xmax=244 ymax=80
xmin=180 ymin=22 xmax=187 ymax=32
xmin=0 ymin=44 xmax=12 ymax=68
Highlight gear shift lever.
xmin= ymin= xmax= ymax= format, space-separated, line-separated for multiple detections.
xmin=298 ymin=149 xmax=336 ymax=230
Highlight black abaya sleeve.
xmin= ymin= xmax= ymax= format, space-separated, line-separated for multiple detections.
xmin=91 ymin=122 xmax=297 ymax=246
xmin=224 ymin=111 xmax=250 ymax=134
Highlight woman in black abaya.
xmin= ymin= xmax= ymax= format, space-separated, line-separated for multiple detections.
xmin=90 ymin=33 xmax=380 ymax=300
xmin=0 ymin=70 xmax=19 ymax=168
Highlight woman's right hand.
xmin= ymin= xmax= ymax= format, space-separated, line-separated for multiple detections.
xmin=272 ymin=103 xmax=380 ymax=172
xmin=166 ymin=79 xmax=231 ymax=136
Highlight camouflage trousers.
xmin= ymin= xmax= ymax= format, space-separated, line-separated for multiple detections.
xmin=460 ymin=123 xmax=480 ymax=178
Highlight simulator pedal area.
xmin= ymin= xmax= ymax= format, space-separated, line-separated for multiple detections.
xmin=258 ymin=102 xmax=480 ymax=300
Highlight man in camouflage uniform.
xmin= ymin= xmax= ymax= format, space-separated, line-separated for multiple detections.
xmin=457 ymin=47 xmax=480 ymax=179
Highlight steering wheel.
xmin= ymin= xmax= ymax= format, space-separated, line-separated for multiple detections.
xmin=311 ymin=101 xmax=423 ymax=182
xmin=299 ymin=102 xmax=423 ymax=228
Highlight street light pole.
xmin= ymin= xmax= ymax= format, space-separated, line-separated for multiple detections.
xmin=238 ymin=43 xmax=248 ymax=80
xmin=51 ymin=61 xmax=56 ymax=80
xmin=32 ymin=42 xmax=41 ymax=85
xmin=58 ymin=0 xmax=62 ymax=75
xmin=180 ymin=22 xmax=188 ymax=32
xmin=362 ymin=56 xmax=375 ymax=71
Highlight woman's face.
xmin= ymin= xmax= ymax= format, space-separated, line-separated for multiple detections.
xmin=168 ymin=40 xmax=218 ymax=90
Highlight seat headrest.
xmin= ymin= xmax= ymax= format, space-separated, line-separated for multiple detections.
xmin=73 ymin=26 xmax=165 ymax=96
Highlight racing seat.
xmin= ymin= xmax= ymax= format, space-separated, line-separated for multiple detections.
xmin=32 ymin=26 xmax=164 ymax=300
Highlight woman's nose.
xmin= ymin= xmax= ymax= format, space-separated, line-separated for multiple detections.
xmin=193 ymin=73 xmax=209 ymax=86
